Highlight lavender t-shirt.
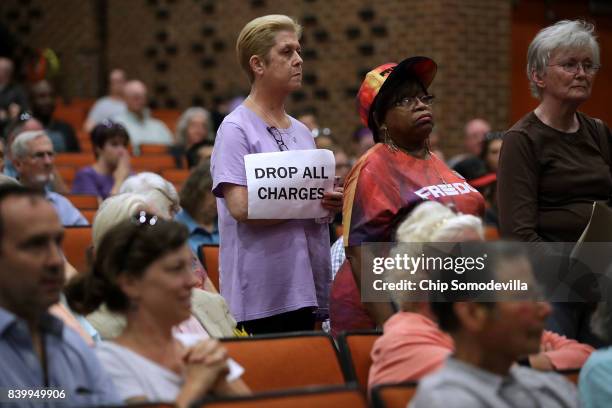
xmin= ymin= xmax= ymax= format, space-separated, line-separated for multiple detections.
xmin=211 ymin=105 xmax=331 ymax=322
xmin=72 ymin=166 xmax=115 ymax=199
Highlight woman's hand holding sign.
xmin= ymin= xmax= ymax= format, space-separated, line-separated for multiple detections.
xmin=322 ymin=186 xmax=344 ymax=213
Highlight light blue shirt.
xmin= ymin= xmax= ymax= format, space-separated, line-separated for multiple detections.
xmin=113 ymin=109 xmax=172 ymax=155
xmin=175 ymin=209 xmax=219 ymax=255
xmin=46 ymin=191 xmax=88 ymax=227
xmin=580 ymin=347 xmax=612 ymax=408
xmin=0 ymin=307 xmax=119 ymax=407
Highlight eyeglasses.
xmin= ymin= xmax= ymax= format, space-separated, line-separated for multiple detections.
xmin=30 ymin=151 xmax=55 ymax=161
xmin=396 ymin=94 xmax=435 ymax=108
xmin=548 ymin=61 xmax=601 ymax=75
xmin=132 ymin=210 xmax=158 ymax=226
xmin=266 ymin=127 xmax=289 ymax=152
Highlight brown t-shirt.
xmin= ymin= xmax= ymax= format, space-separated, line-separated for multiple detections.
xmin=498 ymin=111 xmax=612 ymax=242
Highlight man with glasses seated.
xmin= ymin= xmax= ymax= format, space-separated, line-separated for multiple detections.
xmin=11 ymin=130 xmax=87 ymax=226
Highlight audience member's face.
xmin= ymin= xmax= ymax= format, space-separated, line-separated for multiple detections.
xmin=99 ymin=136 xmax=128 ymax=168
xmin=0 ymin=58 xmax=13 ymax=85
xmin=485 ymin=139 xmax=502 ymax=173
xmin=121 ymin=243 xmax=197 ymax=325
xmin=472 ymin=257 xmax=551 ymax=360
xmin=124 ymin=82 xmax=147 ymax=113
xmin=298 ymin=114 xmax=318 ymax=131
xmin=0 ymin=139 xmax=4 ymax=172
xmin=334 ymin=150 xmax=351 ymax=185
xmin=195 ymin=145 xmax=214 ymax=164
xmin=355 ymin=131 xmax=375 ymax=157
xmin=14 ymin=136 xmax=55 ymax=189
xmin=199 ymin=191 xmax=217 ymax=221
xmin=186 ymin=113 xmax=209 ymax=147
xmin=261 ymin=30 xmax=302 ymax=91
xmin=31 ymin=80 xmax=56 ymax=119
xmin=464 ymin=119 xmax=490 ymax=156
xmin=109 ymin=69 xmax=127 ymax=97
xmin=0 ymin=197 xmax=64 ymax=316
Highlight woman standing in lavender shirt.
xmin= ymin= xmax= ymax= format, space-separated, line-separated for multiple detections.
xmin=211 ymin=15 xmax=343 ymax=334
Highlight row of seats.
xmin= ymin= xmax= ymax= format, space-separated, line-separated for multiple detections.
xmin=98 ymin=328 xmax=581 ymax=407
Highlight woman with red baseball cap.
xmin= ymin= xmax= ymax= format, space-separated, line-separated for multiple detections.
xmin=330 ymin=56 xmax=485 ymax=335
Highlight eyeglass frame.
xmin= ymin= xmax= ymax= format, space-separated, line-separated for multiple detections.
xmin=395 ymin=94 xmax=436 ymax=108
xmin=547 ymin=60 xmax=601 ymax=75
xmin=266 ymin=126 xmax=289 ymax=152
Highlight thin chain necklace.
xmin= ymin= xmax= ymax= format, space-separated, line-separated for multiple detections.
xmin=246 ymin=96 xmax=290 ymax=129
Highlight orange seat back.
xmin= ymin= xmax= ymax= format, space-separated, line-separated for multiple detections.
xmin=62 ymin=226 xmax=92 ymax=273
xmin=66 ymin=194 xmax=99 ymax=210
xmin=337 ymin=330 xmax=381 ymax=391
xmin=161 ymin=168 xmax=190 ymax=185
xmin=140 ymin=144 xmax=170 ymax=155
xmin=81 ymin=209 xmax=97 ymax=224
xmin=55 ymin=153 xmax=95 ymax=168
xmin=57 ymin=166 xmax=76 ymax=188
xmin=371 ymin=382 xmax=418 ymax=408
xmin=199 ymin=244 xmax=219 ymax=291
xmin=221 ymin=333 xmax=348 ymax=393
xmin=131 ymin=155 xmax=176 ymax=173
xmin=199 ymin=387 xmax=366 ymax=408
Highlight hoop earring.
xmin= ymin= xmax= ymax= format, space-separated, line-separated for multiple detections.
xmin=382 ymin=126 xmax=398 ymax=152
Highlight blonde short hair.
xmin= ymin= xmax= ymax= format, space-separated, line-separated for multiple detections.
xmin=236 ymin=14 xmax=302 ymax=83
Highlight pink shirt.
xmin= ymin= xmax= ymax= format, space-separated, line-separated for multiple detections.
xmin=368 ymin=311 xmax=594 ymax=391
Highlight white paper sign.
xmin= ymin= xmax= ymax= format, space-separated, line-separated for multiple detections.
xmin=244 ymin=149 xmax=335 ymax=219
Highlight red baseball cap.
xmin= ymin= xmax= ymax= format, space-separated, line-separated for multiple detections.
xmin=357 ymin=56 xmax=437 ymax=139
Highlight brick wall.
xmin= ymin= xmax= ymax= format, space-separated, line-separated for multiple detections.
xmin=0 ymin=0 xmax=512 ymax=155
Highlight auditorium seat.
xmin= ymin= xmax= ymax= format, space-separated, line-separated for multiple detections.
xmin=131 ymin=155 xmax=177 ymax=173
xmin=337 ymin=330 xmax=382 ymax=391
xmin=66 ymin=194 xmax=99 ymax=210
xmin=140 ymin=144 xmax=171 ymax=155
xmin=370 ymin=382 xmax=418 ymax=408
xmin=220 ymin=332 xmax=349 ymax=393
xmin=57 ymin=166 xmax=76 ymax=188
xmin=199 ymin=244 xmax=219 ymax=291
xmin=62 ymin=226 xmax=92 ymax=273
xmin=55 ymin=153 xmax=95 ymax=168
xmin=198 ymin=386 xmax=366 ymax=408
xmin=161 ymin=168 xmax=190 ymax=185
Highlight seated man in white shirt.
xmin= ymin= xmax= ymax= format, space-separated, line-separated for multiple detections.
xmin=113 ymin=80 xmax=173 ymax=155
xmin=410 ymin=242 xmax=578 ymax=408
xmin=83 ymin=69 xmax=127 ymax=132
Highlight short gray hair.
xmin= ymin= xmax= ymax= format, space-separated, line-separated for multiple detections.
xmin=387 ymin=201 xmax=484 ymax=308
xmin=119 ymin=172 xmax=179 ymax=218
xmin=527 ymin=20 xmax=600 ymax=98
xmin=11 ymin=131 xmax=48 ymax=159
xmin=93 ymin=193 xmax=150 ymax=248
xmin=176 ymin=107 xmax=211 ymax=146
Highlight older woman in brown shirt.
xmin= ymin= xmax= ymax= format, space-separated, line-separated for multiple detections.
xmin=498 ymin=20 xmax=611 ymax=345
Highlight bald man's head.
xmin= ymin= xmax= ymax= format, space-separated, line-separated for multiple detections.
xmin=0 ymin=58 xmax=14 ymax=85
xmin=464 ymin=118 xmax=491 ymax=156
xmin=109 ymin=69 xmax=126 ymax=97
xmin=124 ymin=80 xmax=147 ymax=113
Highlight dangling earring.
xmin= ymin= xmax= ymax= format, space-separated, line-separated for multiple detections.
xmin=382 ymin=126 xmax=398 ymax=152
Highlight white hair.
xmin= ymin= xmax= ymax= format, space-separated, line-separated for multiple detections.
xmin=387 ymin=201 xmax=484 ymax=307
xmin=527 ymin=20 xmax=600 ymax=98
xmin=119 ymin=172 xmax=179 ymax=218
xmin=0 ymin=174 xmax=19 ymax=186
xmin=92 ymin=193 xmax=150 ymax=248
xmin=11 ymin=130 xmax=48 ymax=159
xmin=176 ymin=107 xmax=211 ymax=146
